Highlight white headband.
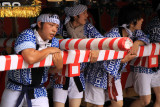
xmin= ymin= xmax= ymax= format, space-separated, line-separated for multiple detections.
xmin=64 ymin=4 xmax=87 ymax=24
xmin=31 ymin=14 xmax=60 ymax=28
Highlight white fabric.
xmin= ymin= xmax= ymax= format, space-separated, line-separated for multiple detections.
xmin=37 ymin=14 xmax=60 ymax=25
xmin=64 ymin=4 xmax=87 ymax=24
xmin=85 ymin=82 xmax=107 ymax=105
xmin=31 ymin=14 xmax=60 ymax=28
xmin=121 ymin=24 xmax=133 ymax=38
xmin=0 ymin=89 xmax=49 ymax=107
xmin=53 ymin=77 xmax=83 ymax=103
xmin=132 ymin=70 xmax=160 ymax=96
xmin=34 ymin=29 xmax=50 ymax=50
xmin=65 ymin=22 xmax=85 ymax=39
xmin=85 ymin=79 xmax=123 ymax=105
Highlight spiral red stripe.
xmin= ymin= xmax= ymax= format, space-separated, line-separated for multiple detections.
xmin=59 ymin=39 xmax=64 ymax=44
xmin=151 ymin=43 xmax=156 ymax=55
xmin=74 ymin=50 xmax=80 ymax=63
xmin=139 ymin=46 xmax=144 ymax=57
xmin=98 ymin=38 xmax=106 ymax=50
xmin=5 ymin=55 xmax=11 ymax=71
xmin=74 ymin=39 xmax=83 ymax=49
xmin=118 ymin=38 xmax=125 ymax=50
xmin=109 ymin=38 xmax=117 ymax=50
xmin=113 ymin=51 xmax=119 ymax=59
xmin=39 ymin=58 xmax=46 ymax=67
xmin=65 ymin=39 xmax=73 ymax=50
xmin=84 ymin=50 xmax=90 ymax=62
xmin=86 ymin=39 xmax=95 ymax=50
xmin=17 ymin=55 xmax=23 ymax=69
xmin=104 ymin=50 xmax=109 ymax=60
xmin=63 ymin=51 xmax=69 ymax=64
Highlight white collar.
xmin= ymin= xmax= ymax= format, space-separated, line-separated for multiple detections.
xmin=34 ymin=29 xmax=49 ymax=45
xmin=121 ymin=24 xmax=133 ymax=38
xmin=34 ymin=29 xmax=50 ymax=50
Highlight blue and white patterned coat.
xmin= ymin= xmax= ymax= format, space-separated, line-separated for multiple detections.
xmin=131 ymin=17 xmax=160 ymax=74
xmin=7 ymin=28 xmax=59 ymax=98
xmin=51 ymin=22 xmax=104 ymax=90
xmin=85 ymin=27 xmax=150 ymax=89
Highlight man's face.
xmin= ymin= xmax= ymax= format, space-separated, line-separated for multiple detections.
xmin=38 ymin=22 xmax=59 ymax=41
xmin=134 ymin=18 xmax=144 ymax=30
xmin=75 ymin=10 xmax=88 ymax=25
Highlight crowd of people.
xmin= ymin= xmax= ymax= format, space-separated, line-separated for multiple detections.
xmin=0 ymin=0 xmax=160 ymax=107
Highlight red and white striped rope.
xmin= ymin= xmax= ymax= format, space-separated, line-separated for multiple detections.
xmin=130 ymin=43 xmax=160 ymax=68
xmin=0 ymin=50 xmax=127 ymax=71
xmin=59 ymin=37 xmax=133 ymax=51
xmin=0 ymin=43 xmax=159 ymax=71
xmin=0 ymin=37 xmax=133 ymax=51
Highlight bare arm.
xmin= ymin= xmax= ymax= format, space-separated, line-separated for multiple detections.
xmin=121 ymin=40 xmax=145 ymax=63
xmin=21 ymin=47 xmax=61 ymax=64
xmin=129 ymin=40 xmax=146 ymax=55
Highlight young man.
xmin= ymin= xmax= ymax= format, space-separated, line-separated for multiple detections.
xmin=130 ymin=0 xmax=160 ymax=107
xmin=50 ymin=4 xmax=102 ymax=107
xmin=0 ymin=8 xmax=63 ymax=107
xmin=85 ymin=4 xmax=150 ymax=107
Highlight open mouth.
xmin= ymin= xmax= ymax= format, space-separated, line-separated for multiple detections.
xmin=50 ymin=34 xmax=54 ymax=37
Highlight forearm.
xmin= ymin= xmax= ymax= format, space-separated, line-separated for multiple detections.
xmin=22 ymin=48 xmax=59 ymax=64
xmin=133 ymin=40 xmax=146 ymax=46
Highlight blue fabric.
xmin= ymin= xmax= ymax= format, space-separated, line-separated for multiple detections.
xmin=85 ymin=27 xmax=150 ymax=89
xmin=7 ymin=28 xmax=59 ymax=98
xmin=51 ymin=22 xmax=104 ymax=90
xmin=131 ymin=17 xmax=160 ymax=74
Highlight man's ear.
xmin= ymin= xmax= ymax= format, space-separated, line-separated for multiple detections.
xmin=129 ymin=22 xmax=134 ymax=28
xmin=37 ymin=21 xmax=41 ymax=28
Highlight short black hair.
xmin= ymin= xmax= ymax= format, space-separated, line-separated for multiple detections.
xmin=118 ymin=4 xmax=143 ymax=26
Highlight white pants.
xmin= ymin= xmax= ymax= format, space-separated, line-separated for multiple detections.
xmin=1 ymin=89 xmax=49 ymax=107
xmin=53 ymin=77 xmax=83 ymax=103
xmin=132 ymin=70 xmax=160 ymax=96
xmin=85 ymin=79 xmax=123 ymax=105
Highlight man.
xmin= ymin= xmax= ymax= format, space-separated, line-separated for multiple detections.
xmin=0 ymin=8 xmax=63 ymax=107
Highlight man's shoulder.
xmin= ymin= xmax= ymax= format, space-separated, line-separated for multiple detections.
xmin=15 ymin=28 xmax=36 ymax=45
xmin=20 ymin=28 xmax=34 ymax=35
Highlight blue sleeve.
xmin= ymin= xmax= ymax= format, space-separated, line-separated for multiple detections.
xmin=51 ymin=37 xmax=59 ymax=48
xmin=104 ymin=28 xmax=121 ymax=38
xmin=133 ymin=30 xmax=150 ymax=44
xmin=85 ymin=23 xmax=104 ymax=38
xmin=14 ymin=29 xmax=36 ymax=54
xmin=103 ymin=28 xmax=126 ymax=78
